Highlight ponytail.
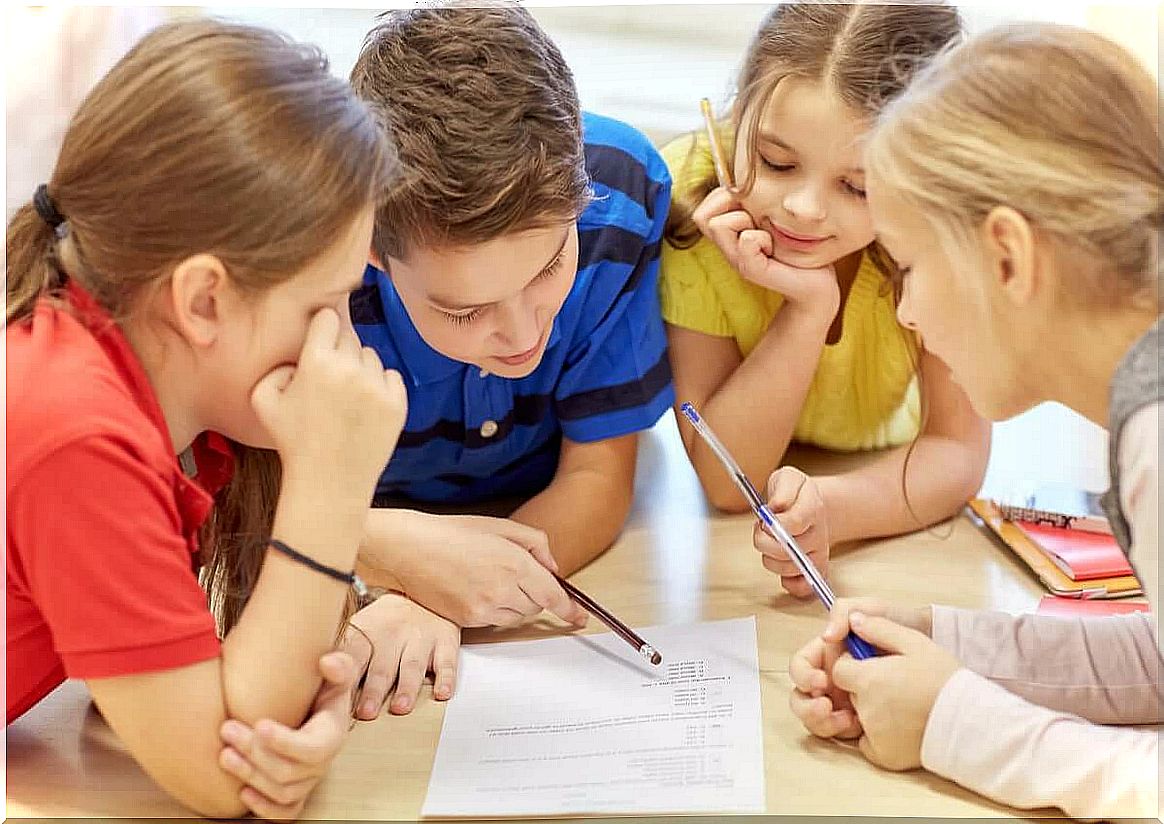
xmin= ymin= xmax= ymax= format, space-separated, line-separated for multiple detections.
xmin=5 ymin=197 xmax=67 ymax=325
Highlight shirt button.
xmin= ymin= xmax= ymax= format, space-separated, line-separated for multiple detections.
xmin=479 ymin=419 xmax=499 ymax=438
xmin=479 ymin=367 xmax=489 ymax=378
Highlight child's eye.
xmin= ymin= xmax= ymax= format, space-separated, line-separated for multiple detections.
xmin=535 ymin=251 xmax=565 ymax=282
xmin=843 ymin=180 xmax=867 ymax=198
xmin=442 ymin=308 xmax=482 ymax=326
xmin=760 ymin=156 xmax=794 ymax=173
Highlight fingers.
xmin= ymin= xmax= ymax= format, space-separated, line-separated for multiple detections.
xmin=737 ymin=229 xmax=778 ymax=284
xmin=495 ymin=521 xmax=557 ymax=574
xmin=388 ymin=637 xmax=429 ymax=715
xmin=788 ymin=637 xmax=829 ymax=695
xmin=758 ymin=539 xmax=826 ymax=594
xmin=518 ymin=566 xmax=588 ymax=627
xmin=691 ymin=186 xmax=748 ymax=230
xmin=431 ymin=630 xmax=459 ymax=702
xmin=219 ymin=718 xmax=333 ymax=791
xmin=766 ymin=467 xmax=808 ymax=514
xmin=830 ymin=651 xmax=864 ymax=694
xmin=220 ymin=746 xmax=316 ymax=811
xmin=781 ymin=574 xmax=817 ymax=600
xmin=250 ymin=364 xmax=297 ymax=421
xmin=693 ymin=188 xmax=755 ymax=268
xmin=822 ymin=598 xmax=888 ymax=643
xmin=354 ymin=634 xmax=403 ymax=721
xmin=299 ymin=306 xmax=342 ymax=363
xmin=317 ymin=650 xmax=358 ymax=693
xmin=239 ymin=783 xmax=309 ymax=822
xmin=847 ymin=612 xmax=925 ymax=655
xmin=253 ymin=716 xmax=341 ymax=767
xmin=788 ymin=691 xmax=862 ymax=740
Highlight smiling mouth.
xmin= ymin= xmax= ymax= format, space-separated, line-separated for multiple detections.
xmin=496 ymin=331 xmax=547 ymax=366
xmin=766 ymin=221 xmax=831 ymax=246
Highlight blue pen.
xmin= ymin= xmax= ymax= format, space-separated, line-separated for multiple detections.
xmin=679 ymin=402 xmax=879 ymax=660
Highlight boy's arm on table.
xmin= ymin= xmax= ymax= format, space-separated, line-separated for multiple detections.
xmin=510 ymin=432 xmax=639 ymax=576
xmin=815 ymin=349 xmax=990 ymax=544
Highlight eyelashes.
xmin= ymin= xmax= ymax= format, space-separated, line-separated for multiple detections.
xmin=758 ymin=156 xmax=866 ymax=199
xmin=439 ymin=250 xmax=567 ymax=326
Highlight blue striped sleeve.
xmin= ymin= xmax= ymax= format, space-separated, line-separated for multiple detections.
xmin=554 ymin=115 xmax=675 ymax=443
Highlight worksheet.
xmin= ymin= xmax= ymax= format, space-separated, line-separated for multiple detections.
xmin=421 ymin=616 xmax=765 ymax=817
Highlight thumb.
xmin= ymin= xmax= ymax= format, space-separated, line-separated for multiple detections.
xmin=250 ymin=364 xmax=296 ymax=424
xmin=830 ymin=651 xmax=864 ymax=694
xmin=849 ymin=612 xmax=926 ymax=656
xmin=318 ymin=650 xmax=357 ymax=687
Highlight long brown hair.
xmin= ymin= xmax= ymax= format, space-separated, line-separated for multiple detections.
xmin=5 ymin=18 xmax=397 ymax=632
xmin=665 ymin=0 xmax=962 ymax=268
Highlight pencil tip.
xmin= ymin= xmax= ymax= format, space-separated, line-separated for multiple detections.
xmin=651 ymin=651 xmax=662 ymax=665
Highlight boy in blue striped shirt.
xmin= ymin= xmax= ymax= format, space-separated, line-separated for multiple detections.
xmin=348 ymin=4 xmax=674 ymax=679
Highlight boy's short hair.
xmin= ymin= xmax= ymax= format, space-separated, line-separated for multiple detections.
xmin=351 ymin=3 xmax=591 ymax=263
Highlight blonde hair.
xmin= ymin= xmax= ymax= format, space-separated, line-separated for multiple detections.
xmin=867 ymin=22 xmax=1162 ymax=306
xmin=5 ymin=18 xmax=397 ymax=632
xmin=665 ymin=0 xmax=963 ymax=261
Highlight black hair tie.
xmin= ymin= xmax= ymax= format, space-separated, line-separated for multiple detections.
xmin=33 ymin=184 xmax=66 ymax=230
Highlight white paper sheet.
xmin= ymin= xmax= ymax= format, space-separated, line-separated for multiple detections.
xmin=421 ymin=616 xmax=765 ymax=817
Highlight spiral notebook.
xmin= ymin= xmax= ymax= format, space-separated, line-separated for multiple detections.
xmin=966 ymin=498 xmax=1141 ymax=599
xmin=993 ymin=483 xmax=1111 ymax=534
xmin=1013 ymin=521 xmax=1133 ymax=581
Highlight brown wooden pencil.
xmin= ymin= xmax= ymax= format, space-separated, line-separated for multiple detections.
xmin=556 ymin=575 xmax=662 ymax=665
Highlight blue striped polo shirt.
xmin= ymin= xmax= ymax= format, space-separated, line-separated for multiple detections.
xmin=350 ymin=111 xmax=674 ymax=504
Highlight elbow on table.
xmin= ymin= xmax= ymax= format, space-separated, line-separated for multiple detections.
xmin=937 ymin=441 xmax=990 ymax=521
xmin=168 ymin=774 xmax=250 ymax=821
xmin=702 ymin=479 xmax=753 ymax=515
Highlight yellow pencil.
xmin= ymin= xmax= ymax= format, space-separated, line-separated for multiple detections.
xmin=700 ymin=97 xmax=734 ymax=190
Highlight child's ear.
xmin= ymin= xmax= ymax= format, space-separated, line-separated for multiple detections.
xmin=167 ymin=253 xmax=231 ymax=348
xmin=980 ymin=205 xmax=1039 ymax=308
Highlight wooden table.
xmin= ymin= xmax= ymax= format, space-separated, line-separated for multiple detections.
xmin=7 ymin=414 xmax=1053 ymax=820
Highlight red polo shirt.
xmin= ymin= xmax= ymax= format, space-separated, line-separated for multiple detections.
xmin=7 ymin=281 xmax=233 ymax=724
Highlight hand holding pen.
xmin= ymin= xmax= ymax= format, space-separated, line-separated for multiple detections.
xmin=679 ymin=403 xmax=879 ymax=660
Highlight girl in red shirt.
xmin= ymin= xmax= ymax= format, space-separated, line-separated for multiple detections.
xmin=6 ymin=18 xmax=447 ymax=819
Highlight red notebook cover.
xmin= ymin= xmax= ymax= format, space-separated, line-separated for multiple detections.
xmin=1037 ymin=595 xmax=1150 ymax=618
xmin=1016 ymin=521 xmax=1133 ymax=581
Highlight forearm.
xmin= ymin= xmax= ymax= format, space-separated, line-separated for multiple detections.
xmin=818 ymin=431 xmax=987 ymax=544
xmin=220 ymin=472 xmax=367 ymax=726
xmin=687 ymin=303 xmax=832 ymax=512
xmin=512 ymin=467 xmax=632 ymax=576
xmin=923 ymin=668 xmax=1160 ymax=819
xmin=932 ymin=606 xmax=1164 ymax=723
xmin=357 ymin=507 xmax=418 ymax=591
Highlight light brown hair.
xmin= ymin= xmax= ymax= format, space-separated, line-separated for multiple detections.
xmin=5 ymin=18 xmax=397 ymax=632
xmin=665 ymin=0 xmax=963 ymax=271
xmin=867 ymin=21 xmax=1162 ymax=308
xmin=349 ymin=1 xmax=590 ymax=263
